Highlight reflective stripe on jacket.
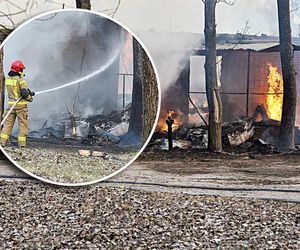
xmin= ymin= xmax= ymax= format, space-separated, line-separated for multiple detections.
xmin=5 ymin=76 xmax=33 ymax=108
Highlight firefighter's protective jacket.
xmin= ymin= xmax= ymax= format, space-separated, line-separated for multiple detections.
xmin=5 ymin=75 xmax=33 ymax=108
xmin=0 ymin=75 xmax=33 ymax=147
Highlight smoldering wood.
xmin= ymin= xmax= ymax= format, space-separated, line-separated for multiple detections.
xmin=93 ymin=127 xmax=120 ymax=143
xmin=277 ymin=0 xmax=297 ymax=150
xmin=27 ymin=107 xmax=130 ymax=145
xmin=151 ymin=115 xmax=285 ymax=153
xmin=252 ymin=104 xmax=268 ymax=122
xmin=226 ymin=120 xmax=255 ymax=147
xmin=86 ymin=107 xmax=130 ymax=124
xmin=92 ymin=107 xmax=131 ymax=124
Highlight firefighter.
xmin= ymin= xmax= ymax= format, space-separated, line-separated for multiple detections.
xmin=0 ymin=60 xmax=35 ymax=148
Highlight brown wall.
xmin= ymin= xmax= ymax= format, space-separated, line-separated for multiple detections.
xmin=220 ymin=50 xmax=300 ymax=125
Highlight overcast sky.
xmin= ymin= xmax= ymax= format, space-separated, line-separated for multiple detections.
xmin=0 ymin=0 xmax=299 ymax=36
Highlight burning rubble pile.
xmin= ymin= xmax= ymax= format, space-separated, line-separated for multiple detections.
xmin=28 ymin=105 xmax=131 ymax=146
xmin=152 ymin=81 xmax=300 ymax=152
xmin=151 ymin=112 xmax=299 ymax=153
xmin=150 ymin=63 xmax=300 ymax=153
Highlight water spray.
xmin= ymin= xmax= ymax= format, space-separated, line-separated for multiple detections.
xmin=1 ymin=46 xmax=121 ymax=126
xmin=35 ymin=46 xmax=121 ymax=96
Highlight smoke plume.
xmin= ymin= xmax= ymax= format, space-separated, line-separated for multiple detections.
xmin=3 ymin=11 xmax=128 ymax=131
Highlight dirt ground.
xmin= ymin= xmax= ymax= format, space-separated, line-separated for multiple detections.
xmin=0 ymin=145 xmax=299 ymax=200
xmin=2 ymin=140 xmax=137 ymax=184
xmin=0 ymin=179 xmax=299 ymax=249
xmin=0 ymin=148 xmax=299 ymax=248
xmin=137 ymin=148 xmax=300 ymax=185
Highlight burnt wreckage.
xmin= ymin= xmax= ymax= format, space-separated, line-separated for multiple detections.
xmin=153 ymin=33 xmax=300 ymax=151
xmin=27 ymin=105 xmax=131 ymax=145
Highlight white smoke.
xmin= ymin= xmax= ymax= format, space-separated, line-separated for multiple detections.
xmin=3 ymin=11 xmax=126 ymax=131
xmin=137 ymin=31 xmax=201 ymax=94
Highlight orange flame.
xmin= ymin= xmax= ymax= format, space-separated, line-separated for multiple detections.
xmin=266 ymin=64 xmax=283 ymax=121
xmin=156 ymin=110 xmax=182 ymax=132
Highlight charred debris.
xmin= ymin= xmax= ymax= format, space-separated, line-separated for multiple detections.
xmin=150 ymin=106 xmax=300 ymax=154
xmin=27 ymin=104 xmax=131 ymax=147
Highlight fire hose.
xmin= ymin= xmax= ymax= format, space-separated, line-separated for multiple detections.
xmin=0 ymin=96 xmax=22 ymax=127
xmin=0 ymin=46 xmax=122 ymax=127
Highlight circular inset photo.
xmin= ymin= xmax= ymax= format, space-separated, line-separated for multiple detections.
xmin=0 ymin=9 xmax=160 ymax=185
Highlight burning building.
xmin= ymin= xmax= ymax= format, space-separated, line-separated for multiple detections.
xmin=158 ymin=33 xmax=300 ymax=128
xmin=154 ymin=32 xmax=300 ymax=147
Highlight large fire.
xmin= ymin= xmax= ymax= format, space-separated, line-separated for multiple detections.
xmin=156 ymin=110 xmax=182 ymax=132
xmin=266 ymin=64 xmax=283 ymax=121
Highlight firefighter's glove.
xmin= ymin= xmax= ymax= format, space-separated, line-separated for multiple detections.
xmin=28 ymin=89 xmax=35 ymax=96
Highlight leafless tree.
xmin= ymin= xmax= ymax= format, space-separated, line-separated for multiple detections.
xmin=203 ymin=0 xmax=222 ymax=152
xmin=202 ymin=0 xmax=234 ymax=152
xmin=0 ymin=0 xmax=38 ymax=30
xmin=277 ymin=0 xmax=297 ymax=150
xmin=128 ymin=38 xmax=143 ymax=143
xmin=127 ymin=38 xmax=158 ymax=146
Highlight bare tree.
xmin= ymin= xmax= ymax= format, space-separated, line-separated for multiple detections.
xmin=75 ymin=0 xmax=91 ymax=9
xmin=0 ymin=0 xmax=38 ymax=30
xmin=277 ymin=0 xmax=297 ymax=150
xmin=202 ymin=0 xmax=234 ymax=152
xmin=127 ymin=37 xmax=158 ymax=145
xmin=140 ymin=45 xmax=159 ymax=142
xmin=204 ymin=0 xmax=222 ymax=152
xmin=127 ymin=38 xmax=143 ymax=144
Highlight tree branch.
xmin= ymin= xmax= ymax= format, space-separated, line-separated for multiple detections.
xmin=216 ymin=0 xmax=236 ymax=5
xmin=111 ymin=0 xmax=121 ymax=17
xmin=189 ymin=95 xmax=208 ymax=126
xmin=290 ymin=5 xmax=300 ymax=12
xmin=216 ymin=20 xmax=253 ymax=65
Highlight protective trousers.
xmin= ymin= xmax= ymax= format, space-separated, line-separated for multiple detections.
xmin=0 ymin=107 xmax=28 ymax=147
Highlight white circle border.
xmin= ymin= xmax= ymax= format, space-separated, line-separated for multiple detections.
xmin=0 ymin=8 xmax=161 ymax=187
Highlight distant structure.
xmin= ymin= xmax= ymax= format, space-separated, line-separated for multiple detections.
xmin=141 ymin=30 xmax=300 ymax=126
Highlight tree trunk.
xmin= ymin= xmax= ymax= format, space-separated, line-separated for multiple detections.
xmin=140 ymin=43 xmax=159 ymax=143
xmin=204 ymin=0 xmax=222 ymax=152
xmin=0 ymin=48 xmax=4 ymax=124
xmin=75 ymin=0 xmax=91 ymax=9
xmin=277 ymin=0 xmax=297 ymax=150
xmin=127 ymin=37 xmax=158 ymax=146
xmin=127 ymin=38 xmax=143 ymax=145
